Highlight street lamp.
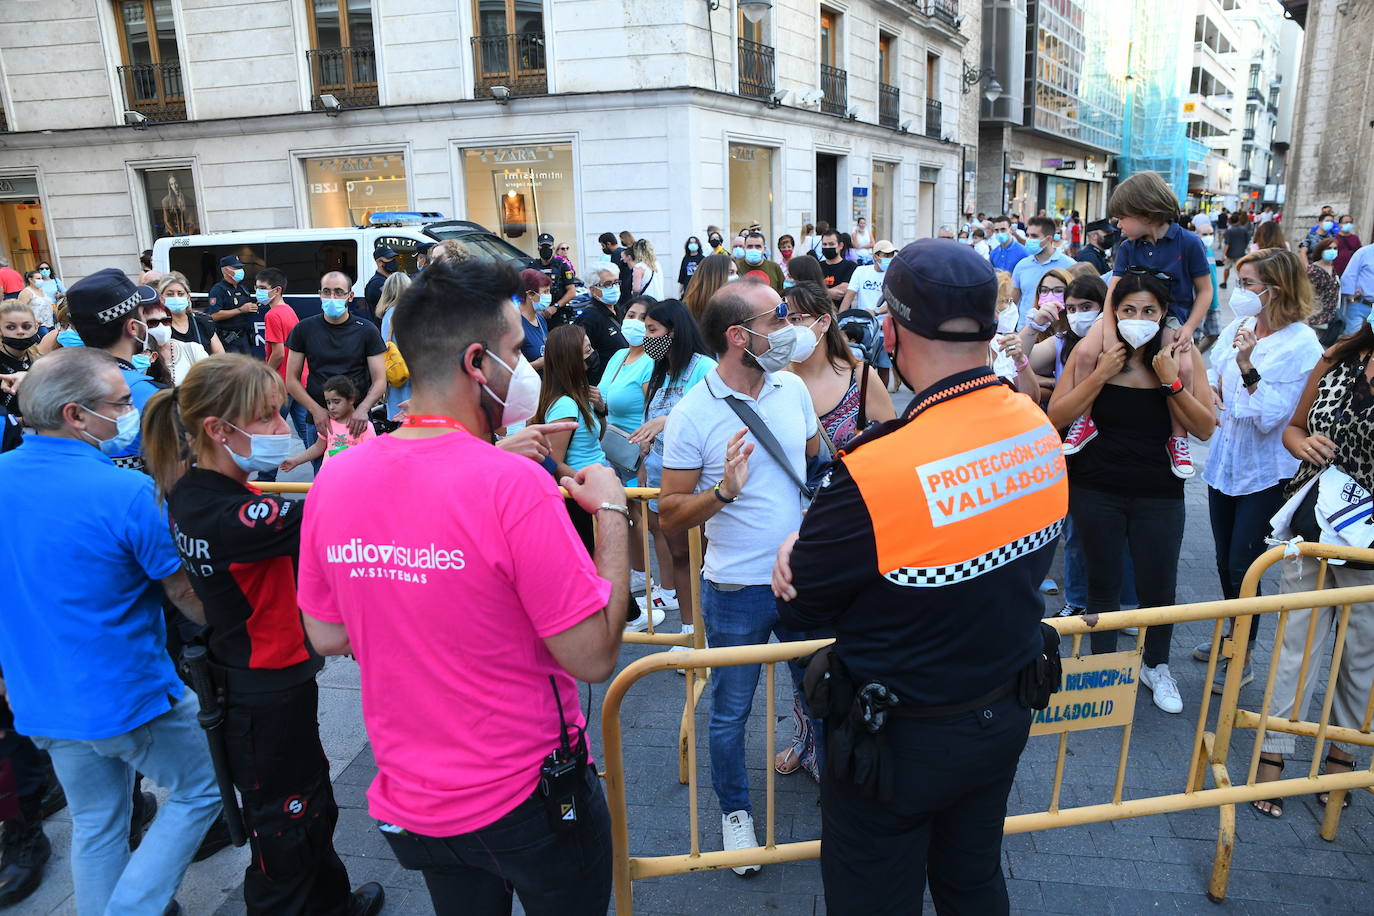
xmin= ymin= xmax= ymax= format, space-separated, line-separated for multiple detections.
xmin=962 ymin=61 xmax=1002 ymax=102
xmin=739 ymin=0 xmax=771 ymax=23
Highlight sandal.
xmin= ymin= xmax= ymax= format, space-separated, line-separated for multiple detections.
xmin=1251 ymin=755 xmax=1285 ymax=818
xmin=774 ymin=745 xmax=802 ymax=775
xmin=1317 ymin=751 xmax=1355 ymax=809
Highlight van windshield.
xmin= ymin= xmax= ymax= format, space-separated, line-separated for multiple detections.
xmin=424 ymin=226 xmax=530 ymax=262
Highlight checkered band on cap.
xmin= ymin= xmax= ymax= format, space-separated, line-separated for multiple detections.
xmin=95 ymin=291 xmax=141 ymax=325
xmin=883 ymin=521 xmax=1063 ymax=588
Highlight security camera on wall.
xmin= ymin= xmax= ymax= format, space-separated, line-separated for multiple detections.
xmin=800 ymin=90 xmax=824 ymax=108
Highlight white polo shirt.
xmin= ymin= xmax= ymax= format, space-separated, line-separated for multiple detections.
xmin=662 ymin=368 xmax=817 ymax=586
xmin=847 ymin=264 xmax=886 ymax=312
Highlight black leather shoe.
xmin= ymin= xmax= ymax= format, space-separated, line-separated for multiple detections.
xmin=128 ymin=792 xmax=158 ymax=851
xmin=38 ymin=773 xmax=66 ymax=820
xmin=347 ymin=882 xmax=385 ymax=916
xmin=192 ymin=816 xmax=233 ymax=862
xmin=0 ymin=824 xmax=51 ymax=908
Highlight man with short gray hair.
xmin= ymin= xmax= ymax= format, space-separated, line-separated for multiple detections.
xmin=0 ymin=347 xmax=221 ymax=916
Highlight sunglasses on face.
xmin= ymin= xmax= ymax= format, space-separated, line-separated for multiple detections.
xmin=744 ymin=301 xmax=790 ymax=322
xmin=143 ymin=317 xmax=170 ymax=328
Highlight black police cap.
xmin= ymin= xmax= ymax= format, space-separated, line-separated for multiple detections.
xmin=882 ymin=239 xmax=998 ymax=342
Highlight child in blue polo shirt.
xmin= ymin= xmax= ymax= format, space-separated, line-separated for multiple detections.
xmin=1059 ymin=171 xmax=1212 ymax=477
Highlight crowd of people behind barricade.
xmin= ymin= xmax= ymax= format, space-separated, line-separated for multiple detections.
xmin=0 ymin=178 xmax=1371 ymax=916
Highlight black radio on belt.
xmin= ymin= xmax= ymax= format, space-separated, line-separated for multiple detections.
xmin=538 ymin=676 xmax=588 ymax=834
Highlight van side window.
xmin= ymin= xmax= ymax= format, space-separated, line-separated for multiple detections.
xmin=169 ymin=244 xmax=267 ymax=295
xmin=269 ymin=240 xmax=357 ymax=292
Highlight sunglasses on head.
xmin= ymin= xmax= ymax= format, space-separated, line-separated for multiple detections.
xmin=1125 ymin=266 xmax=1175 ymax=283
xmin=744 ymin=301 xmax=790 ymax=322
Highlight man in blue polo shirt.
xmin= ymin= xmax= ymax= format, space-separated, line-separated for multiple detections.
xmin=1010 ymin=216 xmax=1077 ymax=324
xmin=987 ymin=214 xmax=1028 ymax=273
xmin=0 ymin=348 xmax=219 ymax=916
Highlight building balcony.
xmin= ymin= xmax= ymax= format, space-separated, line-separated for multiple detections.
xmin=821 ymin=64 xmax=847 ymax=116
xmin=470 ymin=32 xmax=547 ymax=97
xmin=926 ymin=0 xmax=959 ymax=26
xmin=1267 ymin=100 xmax=1279 ymax=115
xmin=737 ymin=38 xmax=775 ymax=101
xmin=879 ymin=83 xmax=900 ymax=129
xmin=925 ymin=97 xmax=942 ymax=138
xmin=306 ymin=46 xmax=378 ymax=109
xmin=1239 ymin=169 xmax=1252 ymax=182
xmin=1247 ymin=87 xmax=1263 ymax=103
xmin=117 ymin=62 xmax=186 ymax=122
xmin=1243 ymin=127 xmax=1255 ymax=140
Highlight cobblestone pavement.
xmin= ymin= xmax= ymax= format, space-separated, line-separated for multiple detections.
xmin=27 ymin=295 xmax=1374 ymax=914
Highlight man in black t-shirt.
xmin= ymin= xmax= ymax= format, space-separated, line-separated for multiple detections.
xmin=819 ymin=230 xmax=857 ymax=303
xmin=284 ymin=271 xmax=386 ymax=438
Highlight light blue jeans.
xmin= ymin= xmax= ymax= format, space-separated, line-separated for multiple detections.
xmin=32 ymin=691 xmax=222 ymax=916
xmin=1343 ymin=299 xmax=1370 ymax=336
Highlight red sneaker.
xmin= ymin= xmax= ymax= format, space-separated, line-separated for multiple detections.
xmin=1168 ymin=436 xmax=1195 ymax=478
xmin=1061 ymin=416 xmax=1098 ymax=455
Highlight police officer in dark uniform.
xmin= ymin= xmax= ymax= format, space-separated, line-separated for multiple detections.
xmin=1075 ymin=219 xmax=1113 ymax=274
xmin=143 ymin=354 xmax=384 ymax=916
xmin=534 ymin=232 xmax=577 ymax=328
xmin=775 ymin=239 xmax=1068 ymax=915
xmin=362 ymin=245 xmax=398 ymax=325
xmin=207 ymin=255 xmax=260 ymax=356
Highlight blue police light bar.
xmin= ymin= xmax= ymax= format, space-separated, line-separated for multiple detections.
xmin=367 ymin=212 xmax=445 ymax=226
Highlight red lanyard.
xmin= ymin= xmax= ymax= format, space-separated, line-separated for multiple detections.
xmin=400 ymin=415 xmax=470 ymax=435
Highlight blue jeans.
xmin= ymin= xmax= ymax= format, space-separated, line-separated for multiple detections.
xmin=1344 ymin=299 xmax=1370 ymax=336
xmin=702 ymin=581 xmax=810 ymax=815
xmin=1063 ymin=513 xmax=1138 ymax=609
xmin=31 ymin=692 xmax=221 ymax=915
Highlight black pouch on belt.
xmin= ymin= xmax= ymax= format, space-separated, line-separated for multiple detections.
xmin=1018 ymin=621 xmax=1063 ymax=710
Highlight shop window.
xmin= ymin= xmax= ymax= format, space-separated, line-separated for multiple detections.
xmin=302 ymin=152 xmax=408 ymax=228
xmin=461 ymin=143 xmax=576 ymax=263
xmin=141 ymin=168 xmax=200 ymax=239
xmin=729 ymin=144 xmax=774 ymax=248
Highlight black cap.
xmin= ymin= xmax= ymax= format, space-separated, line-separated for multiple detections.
xmin=135 ymin=284 xmax=160 ymax=307
xmin=1085 ymin=218 xmax=1113 ymax=234
xmin=373 ymin=245 xmax=398 ymax=260
xmin=883 ymin=239 xmax=998 ymax=342
xmin=416 ymin=241 xmax=437 ymax=255
xmin=66 ymin=268 xmax=142 ymax=328
xmin=219 ymin=255 xmax=244 ymax=268
xmin=537 ymin=233 xmax=554 ymax=246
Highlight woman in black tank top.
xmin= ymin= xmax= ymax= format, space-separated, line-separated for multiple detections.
xmin=1047 ymin=273 xmax=1215 ymax=715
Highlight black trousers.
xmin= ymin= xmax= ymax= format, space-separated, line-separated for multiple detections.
xmin=1069 ymin=485 xmax=1185 ymax=666
xmin=1207 ymin=484 xmax=1287 ymax=644
xmin=0 ymin=728 xmax=47 ymax=820
xmin=819 ymin=693 xmax=1032 ymax=916
xmin=224 ymin=678 xmax=351 ymax=915
xmin=380 ymin=762 xmax=611 ymax=916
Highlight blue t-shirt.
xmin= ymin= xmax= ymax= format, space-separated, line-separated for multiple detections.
xmin=1112 ymin=223 xmax=1210 ymax=323
xmin=546 ymin=394 xmax=607 ymax=470
xmin=380 ymin=308 xmax=412 ymax=420
xmin=520 ymin=312 xmax=549 ymax=364
xmin=1011 ymin=250 xmax=1078 ymax=322
xmin=0 ymin=437 xmax=183 ymax=740
xmin=600 ymin=348 xmax=654 ymax=432
xmin=989 ymin=239 xmax=1029 ymax=273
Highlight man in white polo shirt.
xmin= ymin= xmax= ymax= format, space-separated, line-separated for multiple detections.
xmin=659 ymin=279 xmax=820 ymax=876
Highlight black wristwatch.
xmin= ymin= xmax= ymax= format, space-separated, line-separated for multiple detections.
xmin=1241 ymin=366 xmax=1262 ymax=387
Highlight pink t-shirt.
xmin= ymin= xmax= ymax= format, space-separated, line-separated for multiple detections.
xmin=297 ymin=431 xmax=611 ymax=836
xmin=319 ymin=417 xmax=376 ymax=463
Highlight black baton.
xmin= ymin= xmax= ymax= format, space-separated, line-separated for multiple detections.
xmin=181 ymin=646 xmax=248 ymax=847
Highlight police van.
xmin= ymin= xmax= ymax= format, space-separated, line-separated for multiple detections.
xmin=150 ymin=213 xmax=534 ymax=319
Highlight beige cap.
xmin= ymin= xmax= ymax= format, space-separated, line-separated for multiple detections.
xmin=873 ymin=239 xmax=897 ymax=255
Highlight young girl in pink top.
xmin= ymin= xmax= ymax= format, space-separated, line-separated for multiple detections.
xmin=281 ymin=375 xmax=377 ymax=472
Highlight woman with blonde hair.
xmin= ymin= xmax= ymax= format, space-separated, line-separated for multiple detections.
xmin=631 ymin=238 xmax=664 ymax=300
xmin=142 ymin=354 xmax=382 ymax=912
xmin=374 ymin=271 xmax=411 ymax=321
xmin=378 ymin=271 xmax=413 ymax=420
xmin=158 ymin=271 xmax=225 ymax=355
xmin=683 ymin=253 xmax=733 ymax=320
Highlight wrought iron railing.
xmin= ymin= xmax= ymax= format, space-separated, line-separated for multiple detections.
xmin=117 ymin=62 xmax=186 ymax=122
xmin=926 ymin=0 xmax=959 ymax=25
xmin=737 ymin=38 xmax=775 ymax=101
xmin=821 ymin=64 xmax=847 ymax=116
xmin=1239 ymin=169 xmax=1252 ymax=182
xmin=307 ymin=46 xmax=379 ymax=108
xmin=1243 ymin=127 xmax=1255 ymax=141
xmin=879 ymin=83 xmax=900 ymax=128
xmin=925 ymin=97 xmax=943 ymax=138
xmin=470 ymin=32 xmax=548 ymax=96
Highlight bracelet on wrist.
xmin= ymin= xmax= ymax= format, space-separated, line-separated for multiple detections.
xmin=594 ymin=502 xmax=631 ymax=521
xmin=713 ymin=482 xmax=737 ymax=504
xmin=1014 ymin=355 xmax=1030 ymax=371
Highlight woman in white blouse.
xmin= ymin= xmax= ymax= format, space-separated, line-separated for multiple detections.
xmin=1202 ymin=248 xmax=1323 ymax=686
xmin=631 ymin=239 xmax=665 ymax=300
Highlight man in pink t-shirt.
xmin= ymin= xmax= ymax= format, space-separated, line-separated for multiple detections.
xmin=299 ymin=257 xmax=629 ymax=915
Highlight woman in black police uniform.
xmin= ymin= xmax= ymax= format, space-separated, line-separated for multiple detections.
xmin=142 ymin=354 xmax=383 ymax=916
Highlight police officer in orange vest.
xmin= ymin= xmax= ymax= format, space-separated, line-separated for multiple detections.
xmin=774 ymin=238 xmax=1068 ymax=915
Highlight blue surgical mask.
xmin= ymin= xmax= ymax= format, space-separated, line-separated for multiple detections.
xmin=1322 ymin=248 xmax=1338 ymax=262
xmin=1342 ymin=222 xmax=1354 ymax=233
xmin=732 ymin=246 xmax=746 ymax=259
xmin=321 ymin=298 xmax=348 ymax=319
xmin=232 ymin=268 xmax=245 ymax=283
xmin=40 ymin=268 xmax=50 ymax=278
xmin=744 ymin=249 xmax=764 ymax=264
xmin=688 ymin=242 xmax=700 ymax=253
xmin=538 ymin=292 xmax=553 ymax=308
xmin=1322 ymin=221 xmax=1334 ymax=232
xmin=80 ymin=404 xmax=141 ymax=455
xmin=255 ymin=289 xmax=271 ymax=305
xmin=994 ymin=232 xmax=1010 ymax=245
xmin=164 ymin=296 xmax=189 ymax=313
xmin=601 ymin=285 xmax=621 ymax=306
xmin=620 ymin=317 xmax=647 ymax=346
xmin=58 ymin=329 xmax=84 ymax=348
xmin=131 ymin=353 xmax=152 ymax=372
xmin=1025 ymin=238 xmax=1043 ymax=255
xmin=224 ymin=422 xmax=295 ymax=473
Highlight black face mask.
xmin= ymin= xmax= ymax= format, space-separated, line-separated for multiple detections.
xmin=539 ymin=246 xmax=554 ymax=259
xmin=822 ymin=247 xmax=838 ymax=259
xmin=585 ymin=352 xmax=601 ymax=374
xmin=3 ymin=333 xmax=38 ymax=351
xmin=708 ymin=236 xmax=723 ymax=248
xmin=381 ymin=259 xmax=397 ymax=272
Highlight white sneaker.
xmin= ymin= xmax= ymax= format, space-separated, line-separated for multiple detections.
xmin=635 ymin=586 xmax=680 ymax=614
xmin=625 ymin=605 xmax=666 ymax=632
xmin=1140 ymin=663 xmax=1183 ymax=714
xmin=1122 ymin=626 xmax=1139 ymax=636
xmin=672 ymin=624 xmax=698 ymax=674
xmin=721 ymin=810 xmax=762 ymax=876
xmin=630 ymin=569 xmax=647 ymax=594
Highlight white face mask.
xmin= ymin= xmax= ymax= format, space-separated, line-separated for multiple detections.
xmin=1229 ymin=287 xmax=1265 ymax=318
xmin=1118 ymin=318 xmax=1161 ymax=349
xmin=482 ymin=350 xmax=541 ymax=428
xmin=995 ymin=307 xmax=1019 ymax=335
xmin=147 ymin=323 xmax=172 ymax=347
xmin=1067 ymin=309 xmax=1102 ymax=338
xmin=788 ymin=321 xmax=819 ymax=363
xmin=740 ymin=324 xmax=797 ymax=373
xmin=224 ymin=422 xmax=295 ymax=473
